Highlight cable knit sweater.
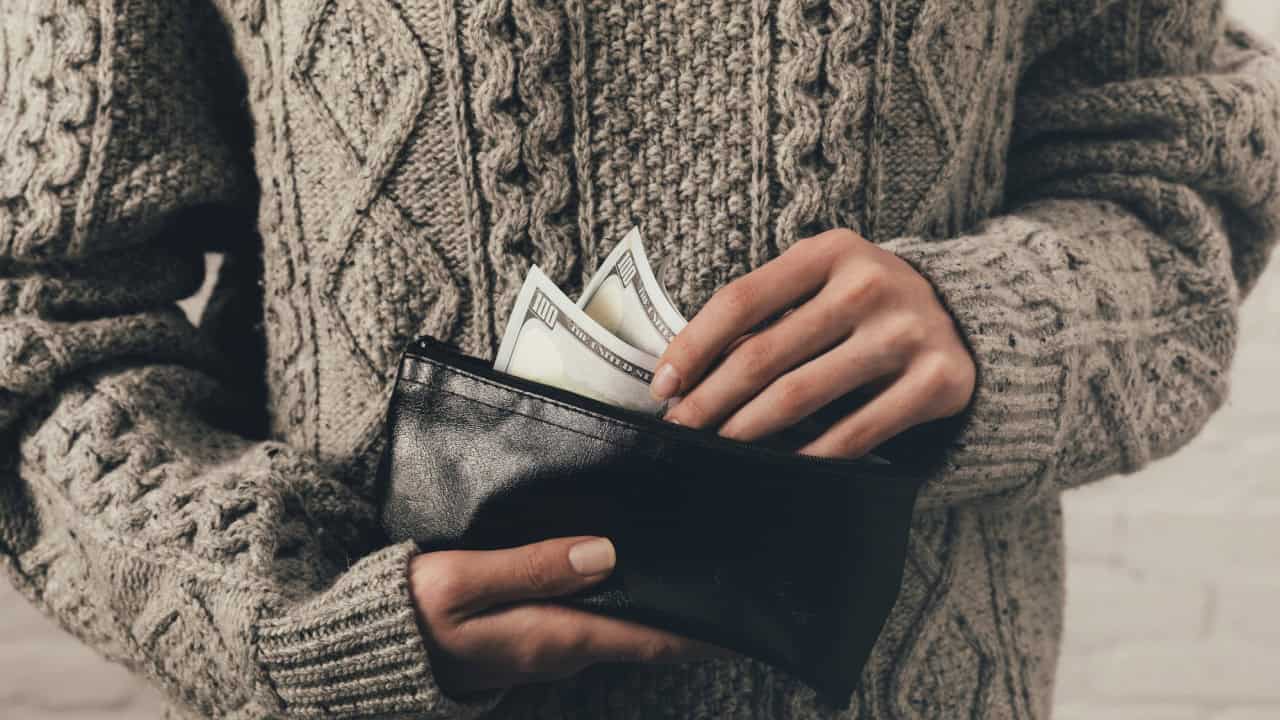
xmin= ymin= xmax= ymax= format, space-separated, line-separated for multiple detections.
xmin=1 ymin=0 xmax=1277 ymax=717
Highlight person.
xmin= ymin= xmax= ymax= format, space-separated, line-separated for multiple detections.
xmin=0 ymin=0 xmax=1276 ymax=717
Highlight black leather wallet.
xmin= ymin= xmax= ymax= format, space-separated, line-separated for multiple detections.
xmin=377 ymin=336 xmax=928 ymax=708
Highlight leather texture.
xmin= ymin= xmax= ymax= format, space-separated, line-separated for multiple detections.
xmin=378 ymin=336 xmax=927 ymax=708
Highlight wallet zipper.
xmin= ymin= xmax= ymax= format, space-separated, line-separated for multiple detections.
xmin=401 ymin=337 xmax=923 ymax=486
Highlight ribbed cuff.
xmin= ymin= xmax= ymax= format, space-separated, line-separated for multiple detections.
xmin=881 ymin=230 xmax=1068 ymax=508
xmin=256 ymin=541 xmax=506 ymax=719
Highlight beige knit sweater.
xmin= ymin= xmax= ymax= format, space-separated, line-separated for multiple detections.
xmin=1 ymin=0 xmax=1277 ymax=717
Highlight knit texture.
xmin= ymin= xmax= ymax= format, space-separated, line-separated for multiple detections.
xmin=1 ymin=0 xmax=1277 ymax=717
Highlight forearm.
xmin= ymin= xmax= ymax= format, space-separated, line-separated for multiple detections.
xmin=885 ymin=191 xmax=1242 ymax=509
xmin=8 ymin=364 xmax=502 ymax=718
xmin=882 ymin=19 xmax=1280 ymax=510
xmin=0 ymin=0 xmax=504 ymax=714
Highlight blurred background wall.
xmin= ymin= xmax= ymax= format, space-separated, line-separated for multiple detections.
xmin=1 ymin=1 xmax=1277 ymax=717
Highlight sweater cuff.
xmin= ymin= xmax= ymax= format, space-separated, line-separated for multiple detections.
xmin=881 ymin=231 xmax=1068 ymax=508
xmin=256 ymin=541 xmax=506 ymax=719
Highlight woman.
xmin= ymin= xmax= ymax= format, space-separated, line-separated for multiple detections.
xmin=0 ymin=0 xmax=1276 ymax=717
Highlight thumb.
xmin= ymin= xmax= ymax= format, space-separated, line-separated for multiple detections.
xmin=452 ymin=536 xmax=616 ymax=616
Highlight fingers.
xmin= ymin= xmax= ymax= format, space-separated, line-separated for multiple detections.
xmin=422 ymin=536 xmax=617 ymax=619
xmin=413 ymin=536 xmax=733 ymax=697
xmin=717 ymin=330 xmax=902 ymax=442
xmin=481 ymin=603 xmax=729 ymax=670
xmin=663 ymin=288 xmax=856 ymax=428
xmin=799 ymin=353 xmax=964 ymax=459
xmin=652 ymin=234 xmax=846 ymax=401
xmin=437 ymin=602 xmax=731 ymax=694
xmin=570 ymin=613 xmax=731 ymax=666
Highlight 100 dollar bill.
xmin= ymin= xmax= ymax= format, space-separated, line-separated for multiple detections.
xmin=578 ymin=227 xmax=688 ymax=357
xmin=494 ymin=266 xmax=663 ymax=414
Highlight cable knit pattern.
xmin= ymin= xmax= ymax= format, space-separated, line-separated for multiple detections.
xmin=821 ymin=0 xmax=877 ymax=238
xmin=463 ymin=0 xmax=581 ymax=323
xmin=774 ymin=0 xmax=832 ymax=250
xmin=1 ymin=0 xmax=1278 ymax=718
xmin=0 ymin=0 xmax=98 ymax=259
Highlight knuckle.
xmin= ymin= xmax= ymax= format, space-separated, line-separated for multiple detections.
xmin=786 ymin=235 xmax=816 ymax=255
xmin=791 ymin=232 xmax=827 ymax=254
xmin=772 ymin=375 xmax=810 ymax=415
xmin=916 ymin=354 xmax=952 ymax=390
xmin=733 ymin=336 xmax=775 ymax=383
xmin=917 ymin=353 xmax=973 ymax=414
xmin=945 ymin=366 xmax=977 ymax=414
xmin=884 ymin=315 xmax=927 ymax=354
xmin=421 ymin=554 xmax=465 ymax=611
xmin=520 ymin=546 xmax=556 ymax=595
xmin=860 ymin=262 xmax=891 ymax=291
xmin=817 ymin=228 xmax=864 ymax=258
xmin=562 ymin=624 xmax=592 ymax=661
xmin=792 ymin=231 xmax=841 ymax=264
xmin=825 ymin=228 xmax=862 ymax=247
xmin=808 ymin=227 xmax=855 ymax=246
xmin=653 ymin=638 xmax=679 ymax=663
xmin=516 ymin=638 xmax=555 ymax=675
xmin=636 ymin=636 xmax=672 ymax=664
xmin=836 ymin=266 xmax=887 ymax=307
xmin=714 ymin=280 xmax=757 ymax=325
xmin=662 ymin=338 xmax=694 ymax=378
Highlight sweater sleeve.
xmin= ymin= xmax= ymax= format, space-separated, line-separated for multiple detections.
xmin=880 ymin=2 xmax=1280 ymax=510
xmin=0 ymin=1 xmax=501 ymax=717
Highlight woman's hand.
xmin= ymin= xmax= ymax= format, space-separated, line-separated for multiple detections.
xmin=652 ymin=228 xmax=976 ymax=459
xmin=411 ymin=537 xmax=727 ymax=696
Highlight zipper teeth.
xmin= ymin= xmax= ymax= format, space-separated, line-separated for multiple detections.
xmin=403 ymin=339 xmax=921 ymax=484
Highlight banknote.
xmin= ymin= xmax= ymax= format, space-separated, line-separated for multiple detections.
xmin=494 ymin=265 xmax=664 ymax=414
xmin=578 ymin=227 xmax=688 ymax=357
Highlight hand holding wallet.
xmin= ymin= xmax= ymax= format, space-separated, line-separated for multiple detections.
xmin=377 ymin=336 xmax=928 ymax=708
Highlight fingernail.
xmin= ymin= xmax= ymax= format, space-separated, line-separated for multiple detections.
xmin=651 ymin=363 xmax=681 ymax=400
xmin=569 ymin=538 xmax=616 ymax=576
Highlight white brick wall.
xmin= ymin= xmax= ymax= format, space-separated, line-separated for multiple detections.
xmin=1 ymin=3 xmax=1277 ymax=716
xmin=1055 ymin=246 xmax=1280 ymax=716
